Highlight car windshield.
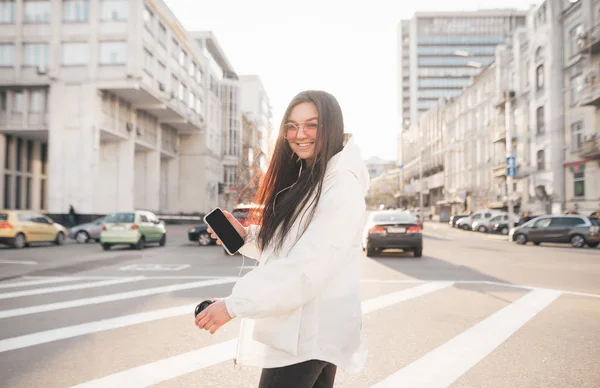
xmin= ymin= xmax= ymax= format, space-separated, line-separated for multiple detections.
xmin=372 ymin=212 xmax=416 ymax=223
xmin=104 ymin=213 xmax=135 ymax=223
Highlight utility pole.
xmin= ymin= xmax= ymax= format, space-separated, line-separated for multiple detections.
xmin=505 ymin=89 xmax=515 ymax=229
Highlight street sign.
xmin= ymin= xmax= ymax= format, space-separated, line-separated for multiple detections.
xmin=506 ymin=156 xmax=516 ymax=177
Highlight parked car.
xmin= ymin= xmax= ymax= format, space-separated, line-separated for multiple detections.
xmin=188 ymin=224 xmax=216 ymax=246
xmin=363 ymin=211 xmax=423 ymax=257
xmin=0 ymin=210 xmax=67 ymax=249
xmin=509 ymin=215 xmax=600 ymax=248
xmin=492 ymin=215 xmax=541 ymax=235
xmin=473 ymin=213 xmax=519 ymax=233
xmin=68 ymin=216 xmax=106 ymax=244
xmin=449 ymin=215 xmax=468 ymax=228
xmin=457 ymin=210 xmax=504 ymax=231
xmin=100 ymin=211 xmax=166 ymax=251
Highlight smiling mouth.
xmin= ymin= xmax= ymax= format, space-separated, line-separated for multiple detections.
xmin=296 ymin=143 xmax=314 ymax=149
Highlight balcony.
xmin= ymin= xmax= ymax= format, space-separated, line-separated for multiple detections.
xmin=492 ymin=162 xmax=506 ymax=177
xmin=579 ymin=135 xmax=600 ymax=159
xmin=492 ymin=126 xmax=508 ymax=143
xmin=577 ymin=23 xmax=600 ymax=56
xmin=494 ymin=90 xmax=515 ymax=109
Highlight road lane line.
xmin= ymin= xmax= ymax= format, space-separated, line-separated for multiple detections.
xmin=0 ymin=278 xmax=237 ymax=320
xmin=0 ymin=277 xmax=146 ymax=300
xmin=0 ymin=277 xmax=88 ymax=289
xmin=371 ymin=289 xmax=562 ymax=388
xmin=66 ymin=282 xmax=452 ymax=388
xmin=0 ymin=260 xmax=37 ymax=265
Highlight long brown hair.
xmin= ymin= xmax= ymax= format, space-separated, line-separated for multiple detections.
xmin=252 ymin=90 xmax=345 ymax=253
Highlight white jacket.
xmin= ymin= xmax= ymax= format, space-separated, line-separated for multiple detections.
xmin=225 ymin=136 xmax=370 ymax=373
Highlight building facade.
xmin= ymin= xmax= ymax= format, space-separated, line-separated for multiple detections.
xmin=0 ymin=0 xmax=243 ymax=218
xmin=239 ymin=75 xmax=271 ymax=171
xmin=562 ymin=0 xmax=600 ymax=215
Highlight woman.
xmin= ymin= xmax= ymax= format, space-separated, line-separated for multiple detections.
xmin=195 ymin=90 xmax=370 ymax=388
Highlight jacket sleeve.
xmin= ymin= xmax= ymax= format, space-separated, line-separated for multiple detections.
xmin=225 ymin=171 xmax=365 ymax=319
xmin=238 ymin=224 xmax=262 ymax=260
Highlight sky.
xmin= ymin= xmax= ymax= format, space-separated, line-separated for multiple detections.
xmin=165 ymin=0 xmax=539 ymax=162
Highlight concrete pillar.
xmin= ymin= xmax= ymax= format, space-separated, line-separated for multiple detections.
xmin=146 ymin=127 xmax=160 ymax=212
xmin=178 ymin=132 xmax=204 ymax=213
xmin=31 ymin=141 xmax=42 ymax=212
xmin=47 ymin=83 xmax=97 ymax=214
xmin=0 ymin=135 xmax=5 ymax=208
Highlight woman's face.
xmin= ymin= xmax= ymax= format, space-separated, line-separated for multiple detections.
xmin=284 ymin=102 xmax=319 ymax=166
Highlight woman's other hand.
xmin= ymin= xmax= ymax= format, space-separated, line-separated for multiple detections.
xmin=195 ymin=299 xmax=233 ymax=334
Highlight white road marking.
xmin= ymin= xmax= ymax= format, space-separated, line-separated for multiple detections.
xmin=66 ymin=282 xmax=450 ymax=387
xmin=0 ymin=277 xmax=146 ymax=300
xmin=118 ymin=264 xmax=190 ymax=271
xmin=372 ymin=289 xmax=562 ymax=388
xmin=0 ymin=278 xmax=236 ymax=320
xmin=70 ymin=340 xmax=238 ymax=388
xmin=0 ymin=277 xmax=88 ymax=289
xmin=0 ymin=260 xmax=38 ymax=265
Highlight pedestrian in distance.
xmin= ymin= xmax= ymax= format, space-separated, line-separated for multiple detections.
xmin=195 ymin=90 xmax=370 ymax=388
xmin=68 ymin=205 xmax=78 ymax=227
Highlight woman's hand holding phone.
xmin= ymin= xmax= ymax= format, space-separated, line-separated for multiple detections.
xmin=207 ymin=210 xmax=247 ymax=245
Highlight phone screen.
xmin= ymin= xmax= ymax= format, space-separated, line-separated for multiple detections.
xmin=204 ymin=208 xmax=245 ymax=254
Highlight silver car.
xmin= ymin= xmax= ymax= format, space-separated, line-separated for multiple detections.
xmin=68 ymin=217 xmax=106 ymax=244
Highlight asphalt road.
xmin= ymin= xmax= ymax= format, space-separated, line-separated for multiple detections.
xmin=0 ymin=222 xmax=598 ymax=388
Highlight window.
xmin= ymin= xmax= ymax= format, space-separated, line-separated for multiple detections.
xmin=26 ymin=140 xmax=33 ymax=172
xmin=189 ymin=61 xmax=195 ymax=77
xmin=524 ymin=60 xmax=530 ymax=87
xmin=41 ymin=143 xmax=47 ymax=174
xmin=15 ymin=175 xmax=21 ymax=209
xmin=571 ymin=122 xmax=584 ymax=152
xmin=0 ymin=43 xmax=14 ymax=66
xmin=0 ymin=0 xmax=15 ymax=23
xmin=188 ymin=92 xmax=195 ymax=109
xmin=100 ymin=0 xmax=128 ymax=21
xmin=536 ymin=106 xmax=545 ymax=135
xmin=574 ymin=171 xmax=585 ymax=197
xmin=178 ymin=49 xmax=187 ymax=67
xmin=195 ymin=97 xmax=202 ymax=115
xmin=171 ymin=39 xmax=179 ymax=60
xmin=570 ymin=73 xmax=583 ymax=104
xmin=100 ymin=41 xmax=126 ymax=65
xmin=158 ymin=23 xmax=167 ymax=47
xmin=537 ymin=150 xmax=545 ymax=171
xmin=62 ymin=42 xmax=89 ymax=65
xmin=178 ymin=82 xmax=186 ymax=102
xmin=13 ymin=90 xmax=23 ymax=113
xmin=30 ymin=90 xmax=44 ymax=112
xmin=24 ymin=1 xmax=51 ymax=23
xmin=536 ymin=65 xmax=544 ymax=90
xmin=552 ymin=217 xmax=585 ymax=227
xmin=196 ymin=66 xmax=203 ymax=84
xmin=570 ymin=24 xmax=585 ymax=56
xmin=23 ymin=43 xmax=49 ymax=66
xmin=534 ymin=218 xmax=551 ymax=228
xmin=143 ymin=49 xmax=153 ymax=75
xmin=0 ymin=91 xmax=6 ymax=112
xmin=157 ymin=61 xmax=166 ymax=86
xmin=224 ymin=166 xmax=237 ymax=186
xmin=143 ymin=6 xmax=154 ymax=33
xmin=63 ymin=0 xmax=89 ymax=22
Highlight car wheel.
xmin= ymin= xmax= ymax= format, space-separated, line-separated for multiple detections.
xmin=501 ymin=227 xmax=509 ymax=235
xmin=414 ymin=248 xmax=423 ymax=258
xmin=102 ymin=243 xmax=111 ymax=251
xmin=55 ymin=232 xmax=65 ymax=246
xmin=461 ymin=224 xmax=470 ymax=231
xmin=366 ymin=243 xmax=377 ymax=257
xmin=135 ymin=236 xmax=145 ymax=250
xmin=533 ymin=242 xmax=541 ymax=246
xmin=75 ymin=231 xmax=89 ymax=244
xmin=159 ymin=233 xmax=166 ymax=247
xmin=198 ymin=232 xmax=212 ymax=246
xmin=477 ymin=225 xmax=487 ymax=233
xmin=13 ymin=233 xmax=26 ymax=249
xmin=515 ymin=234 xmax=527 ymax=245
xmin=570 ymin=234 xmax=585 ymax=248
xmin=588 ymin=242 xmax=599 ymax=248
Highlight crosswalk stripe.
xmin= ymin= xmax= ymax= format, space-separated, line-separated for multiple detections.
xmin=0 ymin=277 xmax=88 ymax=289
xmin=0 ymin=278 xmax=236 ymax=320
xmin=371 ymin=289 xmax=562 ymax=388
xmin=67 ymin=282 xmax=451 ymax=388
xmin=0 ymin=277 xmax=146 ymax=300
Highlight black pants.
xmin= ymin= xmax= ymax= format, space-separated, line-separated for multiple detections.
xmin=258 ymin=359 xmax=337 ymax=388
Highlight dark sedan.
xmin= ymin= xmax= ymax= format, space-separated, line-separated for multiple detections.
xmin=449 ymin=215 xmax=468 ymax=228
xmin=492 ymin=215 xmax=541 ymax=235
xmin=188 ymin=224 xmax=216 ymax=246
xmin=363 ymin=211 xmax=423 ymax=257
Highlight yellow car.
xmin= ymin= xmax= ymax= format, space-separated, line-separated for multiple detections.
xmin=0 ymin=210 xmax=68 ymax=249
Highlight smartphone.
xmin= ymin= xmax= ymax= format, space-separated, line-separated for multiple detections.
xmin=204 ymin=207 xmax=245 ymax=255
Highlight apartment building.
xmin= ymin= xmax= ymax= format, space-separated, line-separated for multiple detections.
xmin=0 ymin=0 xmax=242 ymax=218
xmin=239 ymin=74 xmax=271 ymax=170
xmin=562 ymin=0 xmax=600 ymax=215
